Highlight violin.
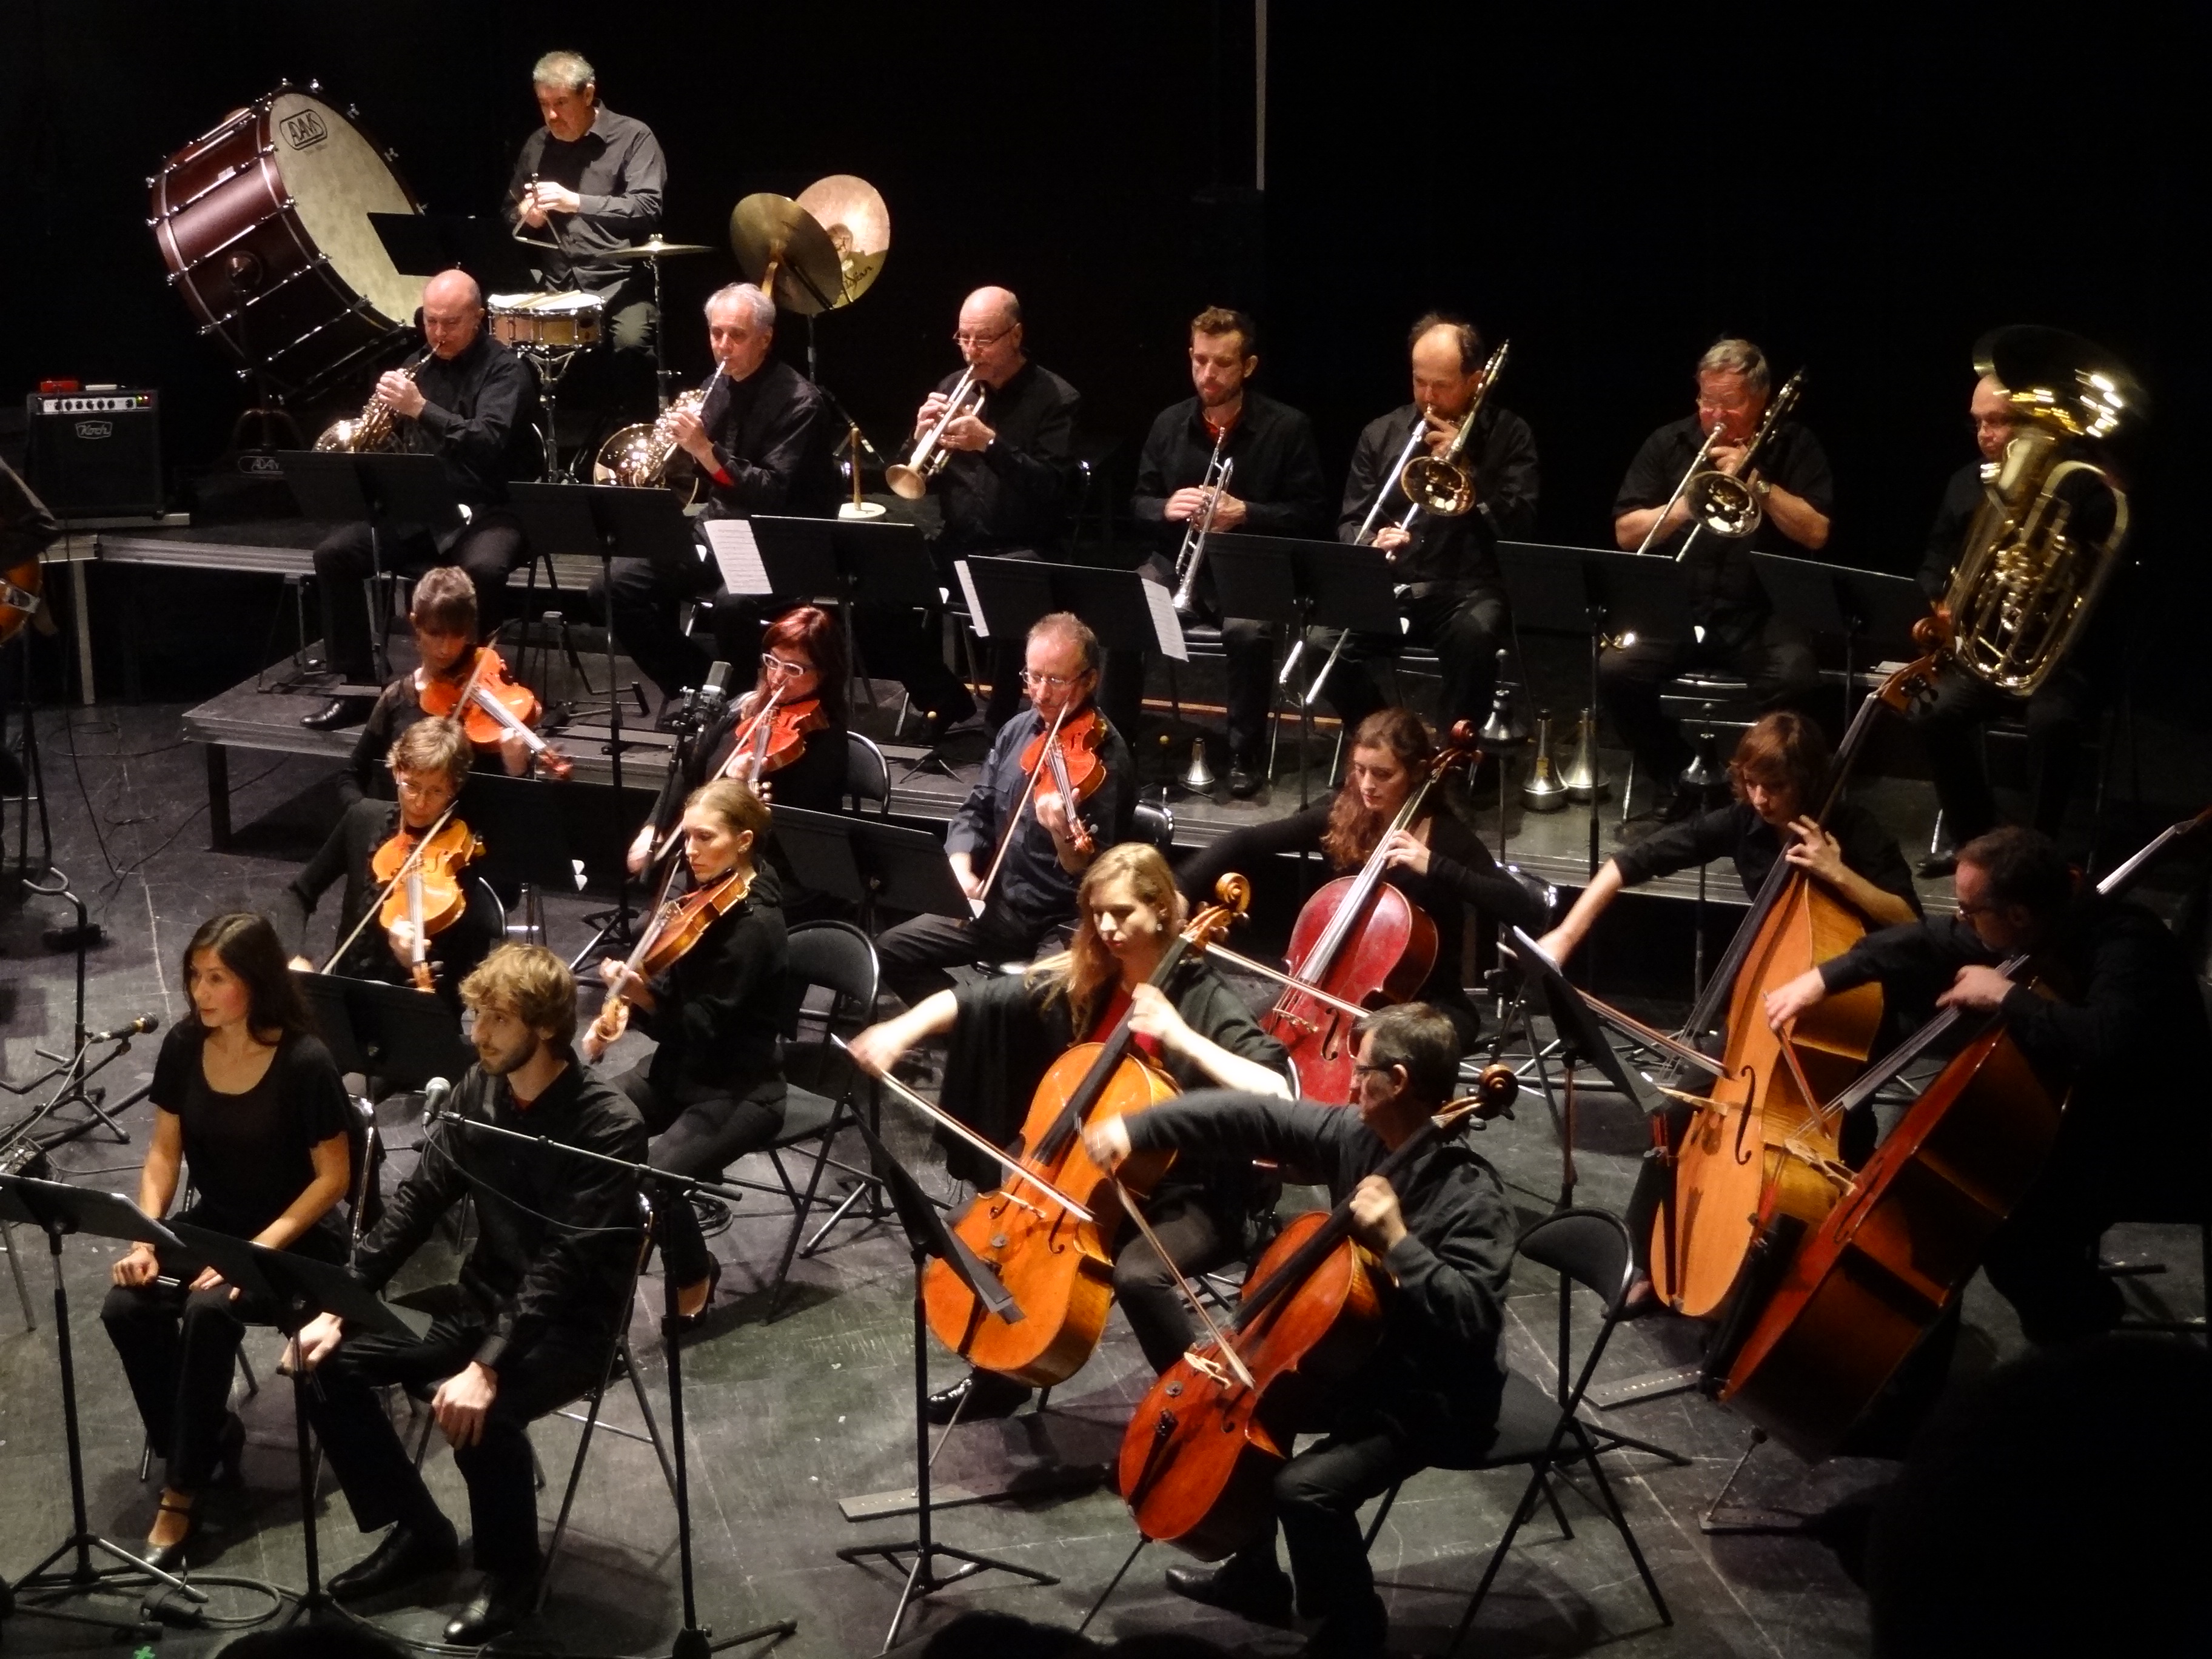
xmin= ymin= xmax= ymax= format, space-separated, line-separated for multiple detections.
xmin=420 ymin=645 xmax=574 ymax=780
xmin=917 ymin=876 xmax=1251 ymax=1388
xmin=716 ymin=686 xmax=828 ymax=788
xmin=974 ymin=702 xmax=1110 ymax=907
xmin=589 ymin=863 xmax=752 ymax=1050
xmin=361 ymin=806 xmax=484 ymax=993
xmin=1262 ymin=722 xmax=1481 ymax=1104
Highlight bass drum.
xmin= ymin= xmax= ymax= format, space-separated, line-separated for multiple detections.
xmin=151 ymin=85 xmax=421 ymax=396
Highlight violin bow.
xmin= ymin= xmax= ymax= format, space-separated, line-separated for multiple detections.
xmin=974 ymin=700 xmax=1071 ymax=908
xmin=322 ymin=798 xmax=461 ymax=973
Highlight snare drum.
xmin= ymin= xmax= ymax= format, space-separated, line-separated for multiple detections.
xmin=486 ymin=291 xmax=606 ymax=352
xmin=151 ymin=85 xmax=421 ymax=395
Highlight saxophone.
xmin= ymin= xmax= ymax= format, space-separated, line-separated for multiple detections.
xmin=592 ymin=366 xmax=720 ymax=506
xmin=315 ymin=347 xmax=434 ymax=452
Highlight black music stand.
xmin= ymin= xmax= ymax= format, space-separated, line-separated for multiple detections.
xmin=368 ymin=212 xmax=538 ymax=295
xmin=293 ymin=971 xmax=475 ymax=1102
xmin=1752 ymin=552 xmax=1929 ymax=708
xmin=169 ymin=1220 xmax=430 ymax=1629
xmin=831 ymin=1099 xmax=1053 ymax=1654
xmin=0 ymin=1176 xmax=201 ymax=1637
xmin=771 ymin=806 xmax=977 ymax=937
xmin=753 ymin=515 xmax=939 ymax=716
xmin=283 ymin=450 xmax=461 ymax=687
xmin=1209 ymin=533 xmax=1404 ymax=805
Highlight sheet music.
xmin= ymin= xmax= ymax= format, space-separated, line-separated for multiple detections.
xmin=1141 ymin=577 xmax=1189 ymax=662
xmin=954 ymin=560 xmax=988 ymax=637
xmin=703 ymin=519 xmax=773 ymax=595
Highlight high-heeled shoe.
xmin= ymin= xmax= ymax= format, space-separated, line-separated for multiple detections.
xmin=672 ymin=1257 xmax=723 ymax=1330
xmin=143 ymin=1496 xmax=195 ymax=1573
xmin=211 ymin=1412 xmax=246 ymax=1490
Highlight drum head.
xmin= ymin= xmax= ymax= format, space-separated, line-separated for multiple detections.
xmin=267 ymin=91 xmax=418 ymax=329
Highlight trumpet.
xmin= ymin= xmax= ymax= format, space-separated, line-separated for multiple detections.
xmin=593 ymin=364 xmax=719 ymax=505
xmin=886 ymin=366 xmax=984 ymax=500
xmin=315 ymin=347 xmax=434 ymax=453
xmin=1397 ymin=340 xmax=1510 ymax=522
xmin=1635 ymin=369 xmax=1805 ymax=560
xmin=1169 ymin=431 xmax=1235 ymax=617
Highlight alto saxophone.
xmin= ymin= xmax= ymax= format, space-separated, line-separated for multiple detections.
xmin=315 ymin=347 xmax=434 ymax=453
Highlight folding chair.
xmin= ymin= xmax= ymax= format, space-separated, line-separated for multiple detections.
xmin=845 ymin=731 xmax=893 ymax=816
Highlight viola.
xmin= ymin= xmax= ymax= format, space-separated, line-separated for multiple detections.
xmin=589 ymin=863 xmax=752 ymax=1049
xmin=1261 ymin=722 xmax=1481 ymax=1104
xmin=716 ymin=688 xmax=828 ymax=788
xmin=1116 ymin=1070 xmax=1518 ymax=1560
xmin=0 ymin=555 xmax=41 ymax=648
xmin=919 ymin=877 xmax=1251 ymax=1387
xmin=973 ymin=701 xmax=1111 ymax=907
xmin=420 ymin=645 xmax=573 ymax=780
xmin=366 ymin=808 xmax=483 ymax=993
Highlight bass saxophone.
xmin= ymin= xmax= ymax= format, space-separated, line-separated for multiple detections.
xmin=593 ymin=366 xmax=721 ymax=506
xmin=315 ymin=347 xmax=434 ymax=453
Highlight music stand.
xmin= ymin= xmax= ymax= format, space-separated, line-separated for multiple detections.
xmin=831 ymin=1100 xmax=1053 ymax=1654
xmin=293 ymin=971 xmax=475 ymax=1101
xmin=0 ymin=1175 xmax=203 ymax=1636
xmin=283 ymin=449 xmax=449 ymax=687
xmin=754 ymin=515 xmax=938 ymax=715
xmin=1752 ymin=553 xmax=1929 ymax=708
xmin=771 ymin=806 xmax=976 ymax=937
xmin=368 ymin=212 xmax=538 ymax=295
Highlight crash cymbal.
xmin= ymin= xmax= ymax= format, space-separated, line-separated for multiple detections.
xmin=728 ymin=193 xmax=842 ymax=316
xmin=795 ymin=174 xmax=891 ymax=306
xmin=598 ymin=236 xmax=716 ymax=262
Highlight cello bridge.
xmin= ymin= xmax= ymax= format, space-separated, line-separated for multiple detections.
xmin=1781 ymin=1134 xmax=1857 ymax=1191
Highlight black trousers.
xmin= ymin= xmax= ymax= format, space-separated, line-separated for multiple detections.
xmin=1223 ymin=1420 xmax=1434 ymax=1631
xmin=591 ymin=551 xmax=719 ymax=706
xmin=1108 ymin=1190 xmax=1244 ymax=1375
xmin=1909 ymin=663 xmax=2098 ymax=850
xmin=611 ymin=1062 xmax=787 ymax=1288
xmin=314 ymin=520 xmax=529 ymax=683
xmin=1100 ymin=554 xmax=1279 ymax=763
xmin=1597 ymin=614 xmax=1820 ymax=790
xmin=306 ymin=1313 xmax=611 ymax=1575
xmin=872 ymin=906 xmax=1064 ymax=1009
xmin=1310 ymin=588 xmax=1506 ymax=740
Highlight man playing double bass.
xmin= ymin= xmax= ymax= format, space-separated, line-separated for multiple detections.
xmin=1763 ymin=826 xmax=2212 ymax=1344
xmin=1087 ymin=1004 xmax=1514 ymax=1659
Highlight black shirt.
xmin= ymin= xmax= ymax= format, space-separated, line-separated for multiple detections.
xmin=353 ymin=1058 xmax=647 ymax=1371
xmin=1917 ymin=460 xmax=1983 ymax=599
xmin=398 ymin=329 xmax=542 ymax=513
xmin=1125 ymin=1090 xmax=1515 ymax=1443
xmin=1131 ymin=390 xmax=1330 ymax=560
xmin=696 ymin=360 xmax=839 ymax=521
xmin=150 ymin=1025 xmax=351 ymax=1242
xmin=628 ymin=874 xmax=788 ymax=1102
xmin=499 ymin=105 xmax=666 ymax=300
xmin=339 ymin=677 xmax=523 ymax=808
xmin=934 ymin=361 xmax=1082 ymax=554
xmin=948 ymin=705 xmax=1136 ymax=938
xmin=1614 ymin=415 xmax=1835 ymax=642
xmin=1337 ymin=402 xmax=1539 ymax=591
xmin=1612 ymin=798 xmax=1921 ymax=914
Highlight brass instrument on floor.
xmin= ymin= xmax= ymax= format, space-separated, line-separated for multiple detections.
xmin=1679 ymin=369 xmax=1803 ymax=548
xmin=315 ymin=347 xmax=433 ymax=453
xmin=1397 ymin=340 xmax=1509 ymax=519
xmin=593 ymin=366 xmax=719 ymax=506
xmin=886 ymin=365 xmax=984 ymax=499
xmin=1934 ymin=327 xmax=2139 ymax=697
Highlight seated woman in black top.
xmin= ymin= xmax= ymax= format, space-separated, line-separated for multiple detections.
xmin=849 ymin=841 xmax=1292 ymax=1421
xmin=102 ymin=912 xmax=354 ymax=1570
xmin=1535 ymin=709 xmax=1920 ymax=967
xmin=1176 ymin=706 xmax=1548 ymax=1057
xmin=586 ymin=778 xmax=786 ymax=1323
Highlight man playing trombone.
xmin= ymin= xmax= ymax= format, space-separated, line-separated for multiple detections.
xmin=1603 ymin=337 xmax=1832 ymax=825
xmin=1121 ymin=306 xmax=1329 ymax=796
xmin=1322 ymin=313 xmax=1538 ymax=746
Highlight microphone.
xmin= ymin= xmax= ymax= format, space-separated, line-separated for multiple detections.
xmin=92 ymin=1014 xmax=160 ymax=1044
xmin=694 ymin=659 xmax=733 ymax=720
xmin=420 ymin=1076 xmax=453 ymax=1131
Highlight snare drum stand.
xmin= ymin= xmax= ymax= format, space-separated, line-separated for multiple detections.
xmin=525 ymin=345 xmax=589 ymax=483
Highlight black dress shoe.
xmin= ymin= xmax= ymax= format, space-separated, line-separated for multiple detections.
xmin=923 ymin=1369 xmax=1033 ymax=1425
xmin=301 ymin=695 xmax=375 ymax=731
xmin=1919 ymin=851 xmax=1958 ymax=878
xmin=1226 ymin=753 xmax=1264 ymax=799
xmin=142 ymin=1498 xmax=195 ymax=1574
xmin=444 ymin=1570 xmax=535 ymax=1645
xmin=327 ymin=1519 xmax=460 ymax=1603
xmin=1162 ymin=1556 xmax=1294 ymax=1624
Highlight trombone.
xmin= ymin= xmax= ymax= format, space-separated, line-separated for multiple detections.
xmin=886 ymin=365 xmax=985 ymax=499
xmin=1634 ymin=369 xmax=1805 ymax=561
xmin=1170 ymin=430 xmax=1235 ymax=617
xmin=1397 ymin=340 xmax=1510 ymax=524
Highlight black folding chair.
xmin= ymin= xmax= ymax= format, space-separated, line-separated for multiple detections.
xmin=845 ymin=731 xmax=893 ymax=816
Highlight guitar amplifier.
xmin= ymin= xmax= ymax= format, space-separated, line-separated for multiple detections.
xmin=24 ymin=389 xmax=164 ymax=518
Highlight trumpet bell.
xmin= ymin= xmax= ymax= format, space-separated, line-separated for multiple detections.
xmin=883 ymin=462 xmax=929 ymax=501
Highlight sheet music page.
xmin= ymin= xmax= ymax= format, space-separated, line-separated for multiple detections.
xmin=702 ymin=520 xmax=773 ymax=595
xmin=1141 ymin=577 xmax=1189 ymax=662
xmin=954 ymin=560 xmax=988 ymax=637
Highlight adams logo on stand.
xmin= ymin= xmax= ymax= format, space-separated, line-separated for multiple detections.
xmin=26 ymin=389 xmax=164 ymax=518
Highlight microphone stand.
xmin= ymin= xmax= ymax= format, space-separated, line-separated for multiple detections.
xmin=0 ymin=870 xmax=142 ymax=1147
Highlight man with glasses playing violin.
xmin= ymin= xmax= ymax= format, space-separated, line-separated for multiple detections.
xmin=871 ymin=612 xmax=1133 ymax=1011
xmin=1604 ymin=337 xmax=1834 ymax=826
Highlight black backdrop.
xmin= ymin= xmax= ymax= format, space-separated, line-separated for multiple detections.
xmin=4 ymin=2 xmax=2199 ymax=714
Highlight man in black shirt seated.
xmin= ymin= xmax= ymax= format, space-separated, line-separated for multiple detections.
xmin=593 ymin=281 xmax=836 ymax=707
xmin=289 ymin=945 xmax=647 ymax=1646
xmin=1324 ymin=312 xmax=1538 ymax=748
xmin=1604 ymin=337 xmax=1834 ymax=822
xmin=871 ymin=611 xmax=1133 ymax=1009
xmin=1763 ymin=826 xmax=2212 ymax=1345
xmin=306 ymin=269 xmax=541 ymax=730
xmin=1118 ymin=306 xmax=1328 ymax=796
xmin=856 ymin=286 xmax=1082 ymax=736
xmin=1085 ymin=1004 xmax=1515 ymax=1659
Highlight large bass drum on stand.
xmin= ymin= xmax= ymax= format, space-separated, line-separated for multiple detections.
xmin=150 ymin=84 xmax=422 ymax=398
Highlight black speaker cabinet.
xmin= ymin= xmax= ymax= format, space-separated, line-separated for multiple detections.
xmin=25 ymin=390 xmax=164 ymax=518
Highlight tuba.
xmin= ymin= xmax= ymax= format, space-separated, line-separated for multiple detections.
xmin=1933 ymin=326 xmax=2139 ymax=697
xmin=316 ymin=347 xmax=433 ymax=453
xmin=593 ymin=367 xmax=719 ymax=506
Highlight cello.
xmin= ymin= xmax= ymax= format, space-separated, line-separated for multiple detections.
xmin=917 ymin=878 xmax=1252 ymax=1389
xmin=1718 ymin=805 xmax=2212 ymax=1458
xmin=1262 ymin=722 xmax=1481 ymax=1104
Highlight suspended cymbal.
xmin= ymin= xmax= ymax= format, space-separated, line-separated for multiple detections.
xmin=795 ymin=174 xmax=891 ymax=306
xmin=597 ymin=236 xmax=716 ymax=262
xmin=728 ymin=193 xmax=842 ymax=316
xmin=1975 ymin=324 xmax=2147 ymax=438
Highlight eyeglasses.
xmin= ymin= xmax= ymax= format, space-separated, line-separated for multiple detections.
xmin=761 ymin=653 xmax=811 ymax=677
xmin=1353 ymin=1062 xmax=1395 ymax=1078
xmin=953 ymin=326 xmax=1013 ymax=349
xmin=1019 ymin=669 xmax=1083 ymax=691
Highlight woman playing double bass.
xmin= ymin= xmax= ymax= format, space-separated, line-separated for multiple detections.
xmin=848 ymin=842 xmax=1290 ymax=1422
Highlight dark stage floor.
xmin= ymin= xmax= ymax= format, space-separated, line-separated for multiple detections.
xmin=2 ymin=703 xmax=2205 ymax=1658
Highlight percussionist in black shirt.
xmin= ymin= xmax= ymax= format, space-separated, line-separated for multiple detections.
xmin=306 ymin=270 xmax=541 ymax=731
xmin=595 ymin=282 xmax=836 ymax=706
xmin=502 ymin=50 xmax=666 ymax=401
xmin=1604 ymin=337 xmax=1834 ymax=820
xmin=290 ymin=945 xmax=647 ymax=1647
xmin=1326 ymin=313 xmax=1538 ymax=745
xmin=1118 ymin=306 xmax=1328 ymax=796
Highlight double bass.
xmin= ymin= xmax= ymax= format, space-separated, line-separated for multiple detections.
xmin=1262 ymin=722 xmax=1481 ymax=1104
